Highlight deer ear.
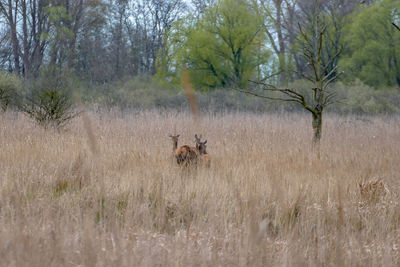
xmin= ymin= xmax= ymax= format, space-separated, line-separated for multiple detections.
xmin=169 ymin=135 xmax=172 ymax=138
xmin=195 ymin=134 xmax=198 ymax=139
xmin=177 ymin=134 xmax=180 ymax=138
xmin=204 ymin=140 xmax=207 ymax=144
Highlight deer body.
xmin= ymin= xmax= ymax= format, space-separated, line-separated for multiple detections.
xmin=175 ymin=145 xmax=199 ymax=165
xmin=169 ymin=135 xmax=199 ymax=166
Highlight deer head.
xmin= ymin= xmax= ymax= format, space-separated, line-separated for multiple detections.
xmin=194 ymin=134 xmax=207 ymax=154
xmin=169 ymin=134 xmax=180 ymax=151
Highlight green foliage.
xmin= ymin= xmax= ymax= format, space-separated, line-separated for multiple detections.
xmin=45 ymin=6 xmax=74 ymax=41
xmin=0 ymin=72 xmax=22 ymax=111
xmin=44 ymin=5 xmax=75 ymax=68
xmin=341 ymin=0 xmax=400 ymax=87
xmin=157 ymin=0 xmax=270 ymax=89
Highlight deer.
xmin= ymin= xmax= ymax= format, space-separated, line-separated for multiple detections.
xmin=169 ymin=134 xmax=199 ymax=166
xmin=194 ymin=134 xmax=211 ymax=168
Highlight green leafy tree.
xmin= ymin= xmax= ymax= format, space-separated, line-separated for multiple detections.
xmin=45 ymin=6 xmax=75 ymax=68
xmin=341 ymin=0 xmax=400 ymax=87
xmin=157 ymin=0 xmax=270 ymax=89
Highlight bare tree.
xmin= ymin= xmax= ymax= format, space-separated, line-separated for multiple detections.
xmin=145 ymin=0 xmax=187 ymax=74
xmin=0 ymin=0 xmax=24 ymax=74
xmin=108 ymin=0 xmax=129 ymax=79
xmin=191 ymin=0 xmax=215 ymax=17
xmin=0 ymin=0 xmax=101 ymax=78
xmin=118 ymin=0 xmax=187 ymax=76
xmin=239 ymin=0 xmax=342 ymax=147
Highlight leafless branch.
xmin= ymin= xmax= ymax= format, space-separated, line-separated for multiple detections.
xmin=392 ymin=22 xmax=400 ymax=31
xmin=321 ymin=65 xmax=338 ymax=82
xmin=234 ymin=87 xmax=302 ymax=104
xmin=321 ymin=47 xmax=343 ymax=75
xmin=247 ymin=80 xmax=316 ymax=114
xmin=258 ymin=70 xmax=284 ymax=82
xmin=323 ymin=71 xmax=344 ymax=89
xmin=292 ymin=70 xmax=314 ymax=83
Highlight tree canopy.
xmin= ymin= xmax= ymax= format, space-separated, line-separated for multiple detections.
xmin=157 ymin=0 xmax=271 ymax=89
xmin=0 ymin=0 xmax=399 ymax=92
xmin=341 ymin=0 xmax=400 ymax=87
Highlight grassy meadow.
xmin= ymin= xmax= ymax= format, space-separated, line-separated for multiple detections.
xmin=0 ymin=110 xmax=400 ymax=266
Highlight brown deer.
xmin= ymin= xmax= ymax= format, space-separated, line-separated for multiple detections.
xmin=194 ymin=134 xmax=211 ymax=167
xmin=169 ymin=134 xmax=199 ymax=166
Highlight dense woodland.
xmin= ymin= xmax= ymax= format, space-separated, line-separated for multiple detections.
xmin=0 ymin=0 xmax=399 ymax=113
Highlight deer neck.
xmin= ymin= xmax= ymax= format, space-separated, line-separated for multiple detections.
xmin=173 ymin=140 xmax=178 ymax=151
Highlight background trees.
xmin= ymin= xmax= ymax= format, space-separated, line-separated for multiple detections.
xmin=0 ymin=0 xmax=187 ymax=83
xmin=341 ymin=0 xmax=400 ymax=87
xmin=0 ymin=0 xmax=398 ymax=113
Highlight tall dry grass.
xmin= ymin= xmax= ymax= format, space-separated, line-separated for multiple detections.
xmin=0 ymin=110 xmax=400 ymax=266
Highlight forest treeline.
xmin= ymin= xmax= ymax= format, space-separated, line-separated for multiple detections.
xmin=0 ymin=0 xmax=399 ymax=114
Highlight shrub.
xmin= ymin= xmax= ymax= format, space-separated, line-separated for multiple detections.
xmin=22 ymin=88 xmax=80 ymax=129
xmin=328 ymin=80 xmax=400 ymax=114
xmin=0 ymin=72 xmax=22 ymax=111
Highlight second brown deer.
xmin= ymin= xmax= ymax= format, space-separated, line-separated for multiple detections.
xmin=194 ymin=134 xmax=210 ymax=168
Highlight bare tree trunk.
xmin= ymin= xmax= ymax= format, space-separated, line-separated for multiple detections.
xmin=10 ymin=23 xmax=20 ymax=74
xmin=31 ymin=0 xmax=48 ymax=78
xmin=275 ymin=0 xmax=286 ymax=84
xmin=312 ymin=111 xmax=322 ymax=146
xmin=7 ymin=0 xmax=21 ymax=74
xmin=67 ymin=0 xmax=83 ymax=70
xmin=22 ymin=0 xmax=31 ymax=78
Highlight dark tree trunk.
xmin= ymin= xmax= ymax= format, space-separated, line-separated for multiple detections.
xmin=312 ymin=111 xmax=322 ymax=147
xmin=22 ymin=0 xmax=31 ymax=78
xmin=275 ymin=0 xmax=286 ymax=84
xmin=10 ymin=24 xmax=20 ymax=74
xmin=8 ymin=0 xmax=21 ymax=74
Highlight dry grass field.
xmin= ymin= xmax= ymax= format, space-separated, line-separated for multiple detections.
xmin=1 ymin=110 xmax=400 ymax=266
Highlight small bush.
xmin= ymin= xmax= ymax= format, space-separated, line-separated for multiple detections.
xmin=22 ymin=88 xmax=79 ymax=129
xmin=0 ymin=72 xmax=22 ymax=111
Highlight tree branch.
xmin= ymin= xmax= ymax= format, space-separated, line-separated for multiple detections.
xmin=323 ymin=71 xmax=343 ymax=89
xmin=291 ymin=69 xmax=314 ymax=83
xmin=321 ymin=46 xmax=342 ymax=75
xmin=258 ymin=70 xmax=284 ymax=82
xmin=392 ymin=22 xmax=400 ymax=32
xmin=247 ymin=80 xmax=315 ymax=114
xmin=234 ymin=87 xmax=303 ymax=103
